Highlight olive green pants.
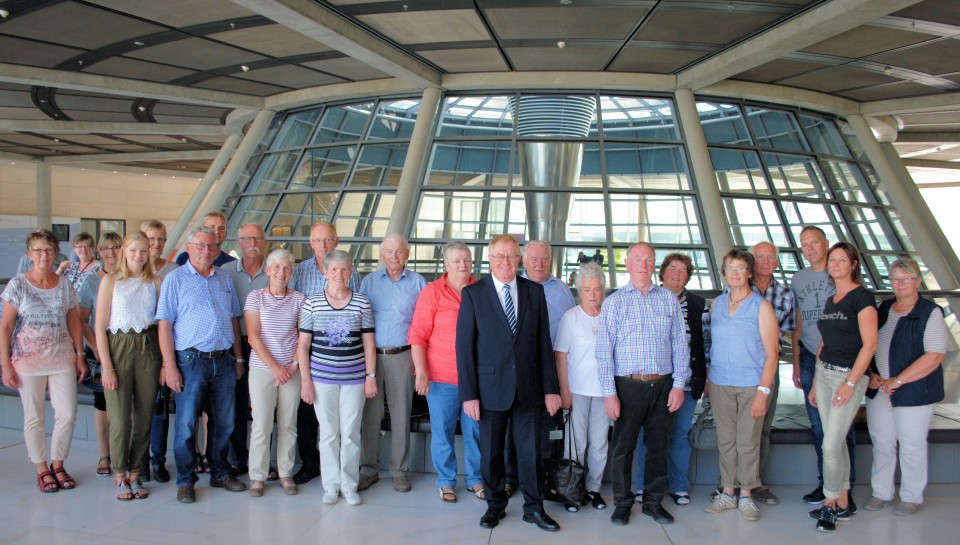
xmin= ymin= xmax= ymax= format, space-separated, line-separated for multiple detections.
xmin=103 ymin=328 xmax=161 ymax=474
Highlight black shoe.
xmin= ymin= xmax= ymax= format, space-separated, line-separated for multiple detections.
xmin=141 ymin=465 xmax=152 ymax=482
xmin=803 ymin=485 xmax=825 ymax=505
xmin=815 ymin=506 xmax=837 ymax=532
xmin=847 ymin=495 xmax=858 ymax=515
xmin=479 ymin=508 xmax=505 ymax=528
xmin=504 ymin=481 xmax=517 ymax=497
xmin=641 ymin=504 xmax=675 ymax=524
xmin=210 ymin=475 xmax=246 ymax=492
xmin=176 ymin=485 xmax=196 ymax=504
xmin=229 ymin=464 xmax=249 ymax=477
xmin=836 ymin=501 xmax=856 ymax=521
xmin=523 ymin=511 xmax=560 ymax=532
xmin=293 ymin=467 xmax=320 ymax=485
xmin=611 ymin=505 xmax=631 ymax=525
xmin=154 ymin=465 xmax=171 ymax=483
xmin=588 ymin=491 xmax=607 ymax=509
xmin=194 ymin=455 xmax=208 ymax=474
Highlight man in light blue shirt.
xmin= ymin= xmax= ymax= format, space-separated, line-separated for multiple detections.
xmin=522 ymin=241 xmax=575 ymax=345
xmin=158 ymin=226 xmax=246 ymax=503
xmin=358 ymin=234 xmax=426 ymax=493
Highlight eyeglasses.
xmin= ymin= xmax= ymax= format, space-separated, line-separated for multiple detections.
xmin=30 ymin=248 xmax=56 ymax=255
xmin=100 ymin=246 xmax=120 ymax=253
xmin=890 ymin=276 xmax=918 ymax=284
xmin=311 ymin=237 xmax=337 ymax=245
xmin=74 ymin=245 xmax=92 ymax=250
xmin=238 ymin=236 xmax=265 ymax=243
xmin=723 ymin=266 xmax=748 ymax=273
xmin=188 ymin=242 xmax=218 ymax=251
xmin=489 ymin=254 xmax=520 ymax=262
xmin=147 ymin=236 xmax=167 ymax=243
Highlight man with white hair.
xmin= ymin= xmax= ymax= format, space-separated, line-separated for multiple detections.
xmin=358 ymin=234 xmax=425 ymax=493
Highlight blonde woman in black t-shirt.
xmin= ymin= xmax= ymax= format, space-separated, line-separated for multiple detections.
xmin=808 ymin=242 xmax=877 ymax=533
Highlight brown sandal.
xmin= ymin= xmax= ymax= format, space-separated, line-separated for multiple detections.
xmin=281 ymin=478 xmax=298 ymax=496
xmin=36 ymin=470 xmax=59 ymax=493
xmin=52 ymin=466 xmax=76 ymax=490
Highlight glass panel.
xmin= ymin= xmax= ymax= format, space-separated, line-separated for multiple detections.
xmin=367 ymin=98 xmax=420 ymax=139
xmin=697 ymin=102 xmax=752 ymax=145
xmin=414 ymin=191 xmax=508 ymax=240
xmin=269 ymin=110 xmax=320 ymax=150
xmin=764 ymin=153 xmax=830 ymax=198
xmin=268 ymin=193 xmax=338 ymax=238
xmin=311 ymin=102 xmax=374 ymax=145
xmin=599 ymin=96 xmax=680 ymax=140
xmin=723 ymin=198 xmax=788 ymax=248
xmin=436 ymin=96 xmax=514 ymax=137
xmin=800 ymin=115 xmax=852 ymax=158
xmin=710 ymin=148 xmax=768 ymax=195
xmin=609 ymin=194 xmax=702 ymax=245
xmin=227 ymin=194 xmax=281 ymax=235
xmin=745 ymin=107 xmax=810 ymax=151
xmin=246 ymin=151 xmax=300 ymax=193
xmin=349 ymin=144 xmax=407 ymax=187
xmin=885 ymin=208 xmax=915 ymax=251
xmin=566 ymin=193 xmax=609 ymax=242
xmin=842 ymin=204 xmax=899 ymax=252
xmin=604 ymin=143 xmax=689 ymax=190
xmin=780 ymin=201 xmax=849 ymax=246
xmin=290 ymin=146 xmax=356 ymax=190
xmin=334 ymin=192 xmax=395 ymax=240
xmin=861 ymin=164 xmax=891 ymax=205
xmin=425 ymin=141 xmax=514 ymax=187
xmin=822 ymin=160 xmax=875 ymax=203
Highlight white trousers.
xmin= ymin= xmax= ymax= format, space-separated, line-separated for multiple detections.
xmin=313 ymin=382 xmax=365 ymax=495
xmin=865 ymin=391 xmax=935 ymax=504
xmin=19 ymin=372 xmax=77 ymax=463
xmin=248 ymin=367 xmax=301 ymax=481
xmin=566 ymin=393 xmax=611 ymax=492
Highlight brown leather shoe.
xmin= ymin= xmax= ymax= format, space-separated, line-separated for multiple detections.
xmin=393 ymin=476 xmax=411 ymax=492
xmin=210 ymin=475 xmax=246 ymax=492
xmin=177 ymin=485 xmax=196 ymax=503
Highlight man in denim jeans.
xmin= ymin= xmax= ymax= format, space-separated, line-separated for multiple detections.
xmin=158 ymin=226 xmax=246 ymax=503
xmin=791 ymin=226 xmax=856 ymax=506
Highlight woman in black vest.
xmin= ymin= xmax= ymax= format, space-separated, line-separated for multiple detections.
xmin=864 ymin=258 xmax=948 ymax=516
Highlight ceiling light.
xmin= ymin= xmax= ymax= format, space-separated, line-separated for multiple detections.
xmin=557 ymin=41 xmax=566 ymax=49
xmin=0 ymin=9 xmax=9 ymax=18
xmin=134 ymin=41 xmax=144 ymax=46
xmin=53 ymin=138 xmax=60 ymax=143
xmin=559 ymin=0 xmax=572 ymax=5
xmin=137 ymin=106 xmax=146 ymax=112
xmin=240 ymin=65 xmax=250 ymax=72
xmin=884 ymin=66 xmax=895 ymax=76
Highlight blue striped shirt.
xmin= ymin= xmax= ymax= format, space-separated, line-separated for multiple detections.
xmin=156 ymin=261 xmax=242 ymax=352
xmin=299 ymin=292 xmax=374 ymax=385
xmin=596 ymin=283 xmax=691 ymax=396
xmin=359 ymin=268 xmax=426 ymax=347
xmin=290 ymin=257 xmax=361 ymax=296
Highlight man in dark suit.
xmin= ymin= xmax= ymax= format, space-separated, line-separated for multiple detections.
xmin=457 ymin=234 xmax=562 ymax=532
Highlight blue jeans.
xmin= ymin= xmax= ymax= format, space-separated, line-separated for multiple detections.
xmin=634 ymin=390 xmax=696 ymax=494
xmin=800 ymin=344 xmax=856 ymax=485
xmin=149 ymin=386 xmax=171 ymax=468
xmin=425 ymin=381 xmax=481 ymax=489
xmin=172 ymin=350 xmax=237 ymax=486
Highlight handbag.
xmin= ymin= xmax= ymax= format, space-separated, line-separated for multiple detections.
xmin=81 ymin=346 xmax=103 ymax=393
xmin=689 ymin=397 xmax=718 ymax=450
xmin=543 ymin=410 xmax=588 ymax=509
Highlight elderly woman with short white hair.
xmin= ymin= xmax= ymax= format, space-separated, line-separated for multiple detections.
xmin=555 ymin=262 xmax=610 ymax=510
xmin=245 ymin=249 xmax=306 ymax=497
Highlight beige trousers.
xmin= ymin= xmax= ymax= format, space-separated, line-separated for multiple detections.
xmin=19 ymin=371 xmax=77 ymax=463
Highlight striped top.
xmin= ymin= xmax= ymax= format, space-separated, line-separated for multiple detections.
xmin=875 ymin=308 xmax=948 ymax=379
xmin=299 ymin=292 xmax=374 ymax=385
xmin=245 ymin=288 xmax=305 ymax=371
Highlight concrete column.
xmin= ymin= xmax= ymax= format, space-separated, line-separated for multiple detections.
xmin=674 ymin=88 xmax=733 ymax=262
xmin=847 ymin=114 xmax=960 ymax=290
xmin=164 ymin=132 xmax=242 ymax=256
xmin=36 ymin=162 xmax=52 ymax=229
xmin=385 ymin=86 xmax=442 ymax=237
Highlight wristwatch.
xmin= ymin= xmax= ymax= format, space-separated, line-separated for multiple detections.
xmin=757 ymin=386 xmax=771 ymax=395
xmin=366 ymin=372 xmax=376 ymax=378
xmin=845 ymin=379 xmax=856 ymax=388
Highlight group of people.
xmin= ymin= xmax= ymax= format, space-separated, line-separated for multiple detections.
xmin=0 ymin=218 xmax=948 ymax=535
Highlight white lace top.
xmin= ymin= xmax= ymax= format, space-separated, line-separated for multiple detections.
xmin=108 ymin=278 xmax=158 ymax=333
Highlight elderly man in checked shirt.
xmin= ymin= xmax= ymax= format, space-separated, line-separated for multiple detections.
xmin=597 ymin=242 xmax=690 ymax=527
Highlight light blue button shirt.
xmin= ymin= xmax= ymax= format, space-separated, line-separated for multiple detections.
xmin=523 ymin=273 xmax=575 ymax=346
xmin=359 ymin=268 xmax=426 ymax=347
xmin=156 ymin=261 xmax=242 ymax=352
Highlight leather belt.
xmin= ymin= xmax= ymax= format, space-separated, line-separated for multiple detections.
xmin=818 ymin=360 xmax=851 ymax=373
xmin=376 ymin=345 xmax=411 ymax=355
xmin=185 ymin=348 xmax=228 ymax=359
xmin=624 ymin=373 xmax=667 ymax=382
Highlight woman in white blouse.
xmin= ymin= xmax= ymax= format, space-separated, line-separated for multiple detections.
xmin=95 ymin=231 xmax=163 ymax=501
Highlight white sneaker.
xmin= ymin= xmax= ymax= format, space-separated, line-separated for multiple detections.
xmin=738 ymin=497 xmax=760 ymax=521
xmin=705 ymin=492 xmax=737 ymax=513
xmin=344 ymin=490 xmax=362 ymax=506
xmin=323 ymin=489 xmax=339 ymax=504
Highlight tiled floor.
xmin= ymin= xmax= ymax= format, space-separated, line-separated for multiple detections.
xmin=0 ymin=428 xmax=957 ymax=545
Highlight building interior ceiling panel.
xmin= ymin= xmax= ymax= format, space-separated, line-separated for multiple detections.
xmin=0 ymin=0 xmax=956 ymax=173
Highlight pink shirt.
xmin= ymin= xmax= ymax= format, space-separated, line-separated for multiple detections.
xmin=2 ymin=275 xmax=79 ymax=376
xmin=408 ymin=274 xmax=475 ymax=385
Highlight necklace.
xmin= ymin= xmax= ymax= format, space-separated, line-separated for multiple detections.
xmin=78 ymin=260 xmax=94 ymax=273
xmin=326 ymin=289 xmax=350 ymax=301
xmin=729 ymin=292 xmax=749 ymax=306
xmin=268 ymin=286 xmax=288 ymax=299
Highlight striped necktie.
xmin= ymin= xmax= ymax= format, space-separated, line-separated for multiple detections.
xmin=502 ymin=284 xmax=517 ymax=334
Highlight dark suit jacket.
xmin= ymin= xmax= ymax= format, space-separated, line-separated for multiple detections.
xmin=456 ymin=275 xmax=559 ymax=412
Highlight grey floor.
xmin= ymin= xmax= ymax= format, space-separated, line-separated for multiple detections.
xmin=0 ymin=427 xmax=958 ymax=545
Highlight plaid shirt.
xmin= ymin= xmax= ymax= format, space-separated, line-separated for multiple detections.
xmin=596 ymin=282 xmax=691 ymax=397
xmin=290 ymin=256 xmax=361 ymax=297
